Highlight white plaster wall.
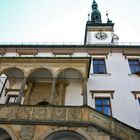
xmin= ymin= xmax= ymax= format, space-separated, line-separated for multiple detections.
xmin=73 ymin=53 xmax=88 ymax=57
xmin=38 ymin=53 xmax=53 ymax=57
xmin=87 ymin=53 xmax=140 ymax=129
xmin=65 ymin=81 xmax=83 ymax=106
xmin=5 ymin=53 xmax=17 ymax=57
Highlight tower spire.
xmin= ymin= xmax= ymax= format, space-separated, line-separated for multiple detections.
xmin=91 ymin=0 xmax=102 ymax=23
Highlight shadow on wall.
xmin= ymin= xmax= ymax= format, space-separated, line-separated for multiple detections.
xmin=37 ymin=101 xmax=50 ymax=106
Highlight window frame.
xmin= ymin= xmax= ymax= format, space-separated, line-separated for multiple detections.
xmin=6 ymin=95 xmax=18 ymax=104
xmin=128 ymin=59 xmax=140 ymax=74
xmin=95 ymin=97 xmax=112 ymax=116
xmin=138 ymin=98 xmax=140 ymax=106
xmin=93 ymin=59 xmax=107 ymax=74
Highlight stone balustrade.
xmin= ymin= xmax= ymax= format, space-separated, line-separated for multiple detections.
xmin=0 ymin=105 xmax=139 ymax=140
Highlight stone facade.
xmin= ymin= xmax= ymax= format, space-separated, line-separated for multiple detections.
xmin=0 ymin=105 xmax=139 ymax=140
xmin=27 ymin=83 xmax=52 ymax=105
xmin=0 ymin=124 xmax=117 ymax=140
xmin=0 ymin=54 xmax=140 ymax=140
xmin=0 ymin=58 xmax=89 ymax=106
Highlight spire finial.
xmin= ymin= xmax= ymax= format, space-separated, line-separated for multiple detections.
xmin=91 ymin=0 xmax=102 ymax=23
xmin=106 ymin=11 xmax=112 ymax=23
xmin=88 ymin=12 xmax=91 ymax=21
xmin=106 ymin=11 xmax=109 ymax=19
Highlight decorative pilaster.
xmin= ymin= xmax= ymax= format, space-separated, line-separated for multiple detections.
xmin=83 ymin=78 xmax=87 ymax=106
xmin=23 ymin=82 xmax=33 ymax=105
xmin=50 ymin=78 xmax=56 ymax=104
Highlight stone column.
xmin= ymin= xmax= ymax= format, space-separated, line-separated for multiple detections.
xmin=50 ymin=78 xmax=56 ymax=104
xmin=23 ymin=82 xmax=33 ymax=105
xmin=17 ymin=77 xmax=27 ymax=104
xmin=83 ymin=78 xmax=87 ymax=106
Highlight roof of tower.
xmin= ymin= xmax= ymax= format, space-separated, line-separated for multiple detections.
xmin=91 ymin=0 xmax=102 ymax=23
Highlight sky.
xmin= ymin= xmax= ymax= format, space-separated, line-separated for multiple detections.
xmin=0 ymin=0 xmax=140 ymax=43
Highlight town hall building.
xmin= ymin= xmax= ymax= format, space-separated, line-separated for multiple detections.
xmin=0 ymin=0 xmax=140 ymax=140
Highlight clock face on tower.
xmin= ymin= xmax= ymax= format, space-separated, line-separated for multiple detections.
xmin=95 ymin=32 xmax=107 ymax=40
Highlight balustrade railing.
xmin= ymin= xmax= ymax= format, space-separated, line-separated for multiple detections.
xmin=0 ymin=105 xmax=139 ymax=140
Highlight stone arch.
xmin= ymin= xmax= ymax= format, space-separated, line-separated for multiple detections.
xmin=57 ymin=67 xmax=84 ymax=79
xmin=25 ymin=68 xmax=54 ymax=105
xmin=45 ymin=130 xmax=87 ymax=140
xmin=27 ymin=67 xmax=53 ymax=78
xmin=56 ymin=68 xmax=84 ymax=106
xmin=0 ymin=126 xmax=17 ymax=140
xmin=0 ymin=67 xmax=25 ymax=78
xmin=40 ymin=129 xmax=90 ymax=140
xmin=0 ymin=67 xmax=25 ymax=104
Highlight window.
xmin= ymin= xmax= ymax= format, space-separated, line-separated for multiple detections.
xmin=95 ymin=97 xmax=112 ymax=116
xmin=6 ymin=95 xmax=18 ymax=104
xmin=138 ymin=98 xmax=140 ymax=106
xmin=128 ymin=59 xmax=140 ymax=74
xmin=93 ymin=59 xmax=107 ymax=74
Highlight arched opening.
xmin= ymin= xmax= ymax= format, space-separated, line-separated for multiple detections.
xmin=57 ymin=68 xmax=83 ymax=79
xmin=0 ymin=67 xmax=24 ymax=104
xmin=37 ymin=101 xmax=49 ymax=106
xmin=28 ymin=68 xmax=53 ymax=80
xmin=0 ymin=128 xmax=12 ymax=140
xmin=57 ymin=68 xmax=84 ymax=106
xmin=45 ymin=131 xmax=87 ymax=140
xmin=25 ymin=68 xmax=53 ymax=105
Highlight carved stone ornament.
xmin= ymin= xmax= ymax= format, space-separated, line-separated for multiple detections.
xmin=21 ymin=126 xmax=35 ymax=140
